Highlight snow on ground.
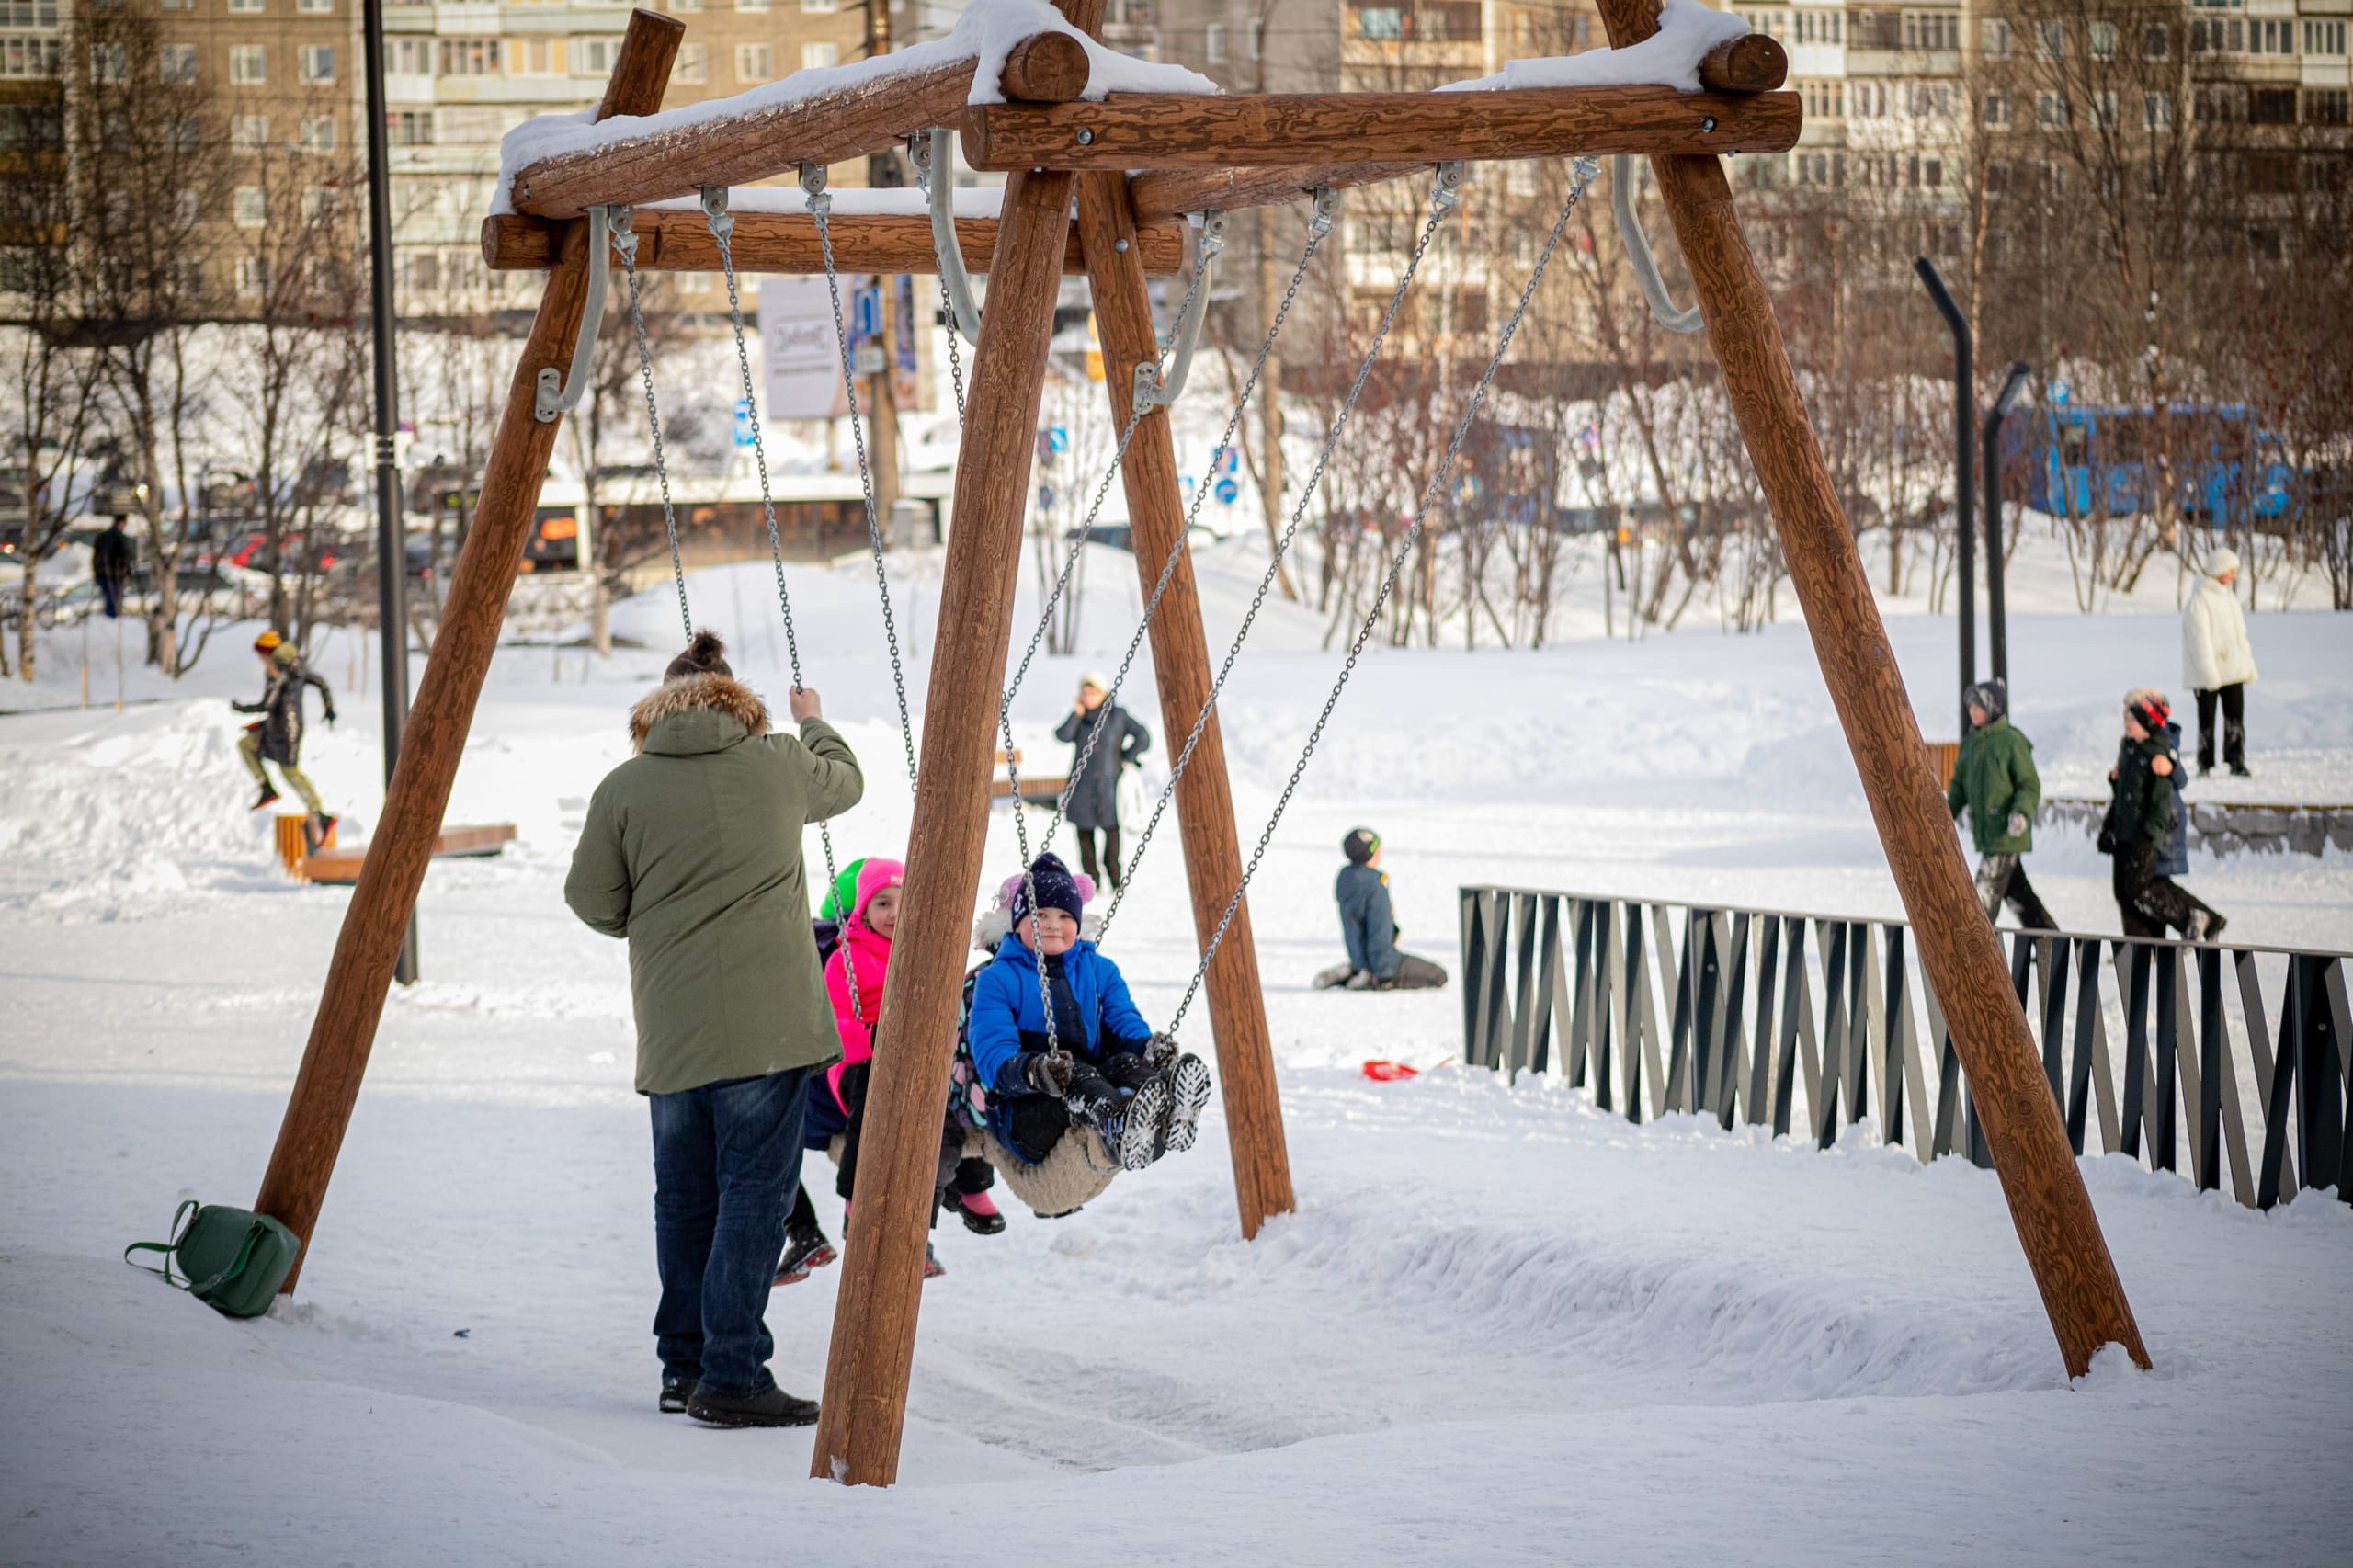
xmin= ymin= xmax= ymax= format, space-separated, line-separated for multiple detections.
xmin=2 ymin=532 xmax=2349 ymax=1564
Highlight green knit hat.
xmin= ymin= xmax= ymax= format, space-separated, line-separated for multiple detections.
xmin=818 ymin=857 xmax=866 ymax=921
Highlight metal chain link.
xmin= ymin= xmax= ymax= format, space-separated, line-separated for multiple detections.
xmin=939 ymin=271 xmax=969 ymax=426
xmin=612 ymin=212 xmax=692 ymax=643
xmin=807 ymin=168 xmax=919 ymax=790
xmin=704 ymin=186 xmax=859 ymax=1021
xmin=1097 ymin=178 xmax=1459 ymax=937
xmin=1163 ymin=164 xmax=1598 ymax=1032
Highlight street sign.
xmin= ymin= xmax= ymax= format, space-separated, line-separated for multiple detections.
xmin=1213 ymin=476 xmax=1240 ymax=506
xmin=853 ymin=343 xmax=887 ymax=378
xmin=2049 ymin=379 xmax=2071 ymax=404
xmin=1047 ymin=426 xmax=1069 ymax=453
xmin=852 ymin=285 xmax=882 ymax=339
xmin=733 ymin=399 xmax=756 ymax=448
xmin=1037 ymin=484 xmax=1057 ymax=511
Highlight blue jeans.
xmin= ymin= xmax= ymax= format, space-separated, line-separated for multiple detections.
xmin=648 ymin=1068 xmax=809 ymax=1397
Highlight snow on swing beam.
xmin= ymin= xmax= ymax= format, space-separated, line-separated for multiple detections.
xmin=957 ymin=84 xmax=1801 ymax=174
xmin=478 ymin=207 xmax=1187 ymax=276
xmin=506 ymin=32 xmax=1096 ymax=221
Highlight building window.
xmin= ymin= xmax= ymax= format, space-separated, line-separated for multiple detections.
xmin=438 ymin=40 xmax=502 ymax=75
xmin=2248 ymin=19 xmax=2293 ymax=56
xmin=299 ymin=46 xmax=335 ymax=85
xmin=2307 ymin=21 xmax=2348 ymax=57
xmin=738 ymin=0 xmax=767 ymax=10
xmin=227 ymin=0 xmax=261 ymax=11
xmin=386 ymin=111 xmax=432 ymax=145
xmin=2143 ymin=94 xmax=2171 ymax=131
xmin=1984 ymin=159 xmax=2009 ymax=198
xmin=801 ymin=0 xmax=835 ymax=9
xmin=1352 ymin=6 xmax=1404 ymax=40
xmin=1982 ymin=92 xmax=2007 ymax=127
xmin=2143 ymin=26 xmax=2169 ymax=61
xmin=2037 ymin=22 xmax=2063 ymax=60
xmin=668 ymin=0 xmax=699 ymax=8
xmin=237 ymin=256 xmax=270 ymax=296
xmin=2089 ymin=21 xmax=2115 ymax=59
xmin=232 ymin=115 xmax=268 ymax=151
xmin=673 ymin=42 xmax=708 ymax=85
xmin=233 ymin=187 xmax=267 ymax=228
xmin=174 ymin=187 xmax=199 ymax=228
xmin=166 ymin=115 xmax=200 ymax=153
xmin=1 ymin=37 xmax=63 ymax=77
xmin=1248 ymin=17 xmax=1264 ymax=59
xmin=92 ymin=44 xmax=128 ymax=84
xmin=573 ymin=36 xmax=622 ymax=75
xmin=159 ymin=44 xmax=197 ymax=85
xmin=2092 ymin=91 xmax=2117 ymax=128
xmin=2308 ymin=89 xmax=2349 ymax=127
xmin=510 ymin=40 xmax=557 ymax=75
xmin=2245 ymin=153 xmax=2297 ymax=195
xmin=736 ymin=43 xmax=772 ymax=82
xmin=1981 ymin=17 xmax=2008 ymax=57
xmin=2248 ymin=87 xmax=2296 ymax=125
xmin=1206 ymin=22 xmax=1225 ymax=62
xmin=299 ymin=115 xmax=335 ymax=153
xmin=2036 ymin=91 xmax=2064 ymax=128
xmin=298 ymin=0 xmax=332 ymax=10
xmin=801 ymin=42 xmax=838 ymax=70
xmin=231 ymin=44 xmax=268 ymax=85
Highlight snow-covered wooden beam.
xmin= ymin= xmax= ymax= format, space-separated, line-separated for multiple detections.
xmin=508 ymin=33 xmax=1090 ymax=221
xmin=478 ymin=207 xmax=1184 ymax=274
xmin=959 ymin=85 xmax=1801 ymax=174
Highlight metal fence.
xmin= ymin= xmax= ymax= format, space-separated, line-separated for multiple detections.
xmin=1458 ymin=887 xmax=2351 ymax=1210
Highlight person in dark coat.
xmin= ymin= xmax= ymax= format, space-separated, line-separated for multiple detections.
xmin=1945 ymin=679 xmax=2056 ymax=930
xmin=233 ymin=631 xmax=337 ymax=841
xmin=1053 ymin=673 xmax=1150 ymax=889
xmin=92 ymin=515 xmax=134 ymax=619
xmin=1318 ymin=828 xmax=1449 ymax=991
xmin=2098 ymin=689 xmax=2224 ymax=943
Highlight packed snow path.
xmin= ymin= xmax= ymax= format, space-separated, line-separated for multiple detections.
xmin=2 ymin=541 xmax=2349 ymax=1562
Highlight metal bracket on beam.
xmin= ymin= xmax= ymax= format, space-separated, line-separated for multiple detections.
xmin=1611 ymin=154 xmax=1703 ymax=335
xmin=1307 ymin=186 xmax=1343 ymax=237
xmin=1131 ymin=211 xmax=1225 ymax=419
xmin=920 ymin=128 xmax=983 ymax=346
xmin=535 ymin=203 xmax=612 ymax=423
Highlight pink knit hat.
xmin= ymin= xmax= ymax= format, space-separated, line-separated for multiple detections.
xmin=851 ymin=858 xmax=904 ymax=927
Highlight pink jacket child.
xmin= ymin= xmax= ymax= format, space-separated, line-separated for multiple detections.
xmin=824 ymin=857 xmax=904 ymax=1114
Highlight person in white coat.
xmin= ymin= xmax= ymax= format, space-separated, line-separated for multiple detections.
xmin=2181 ymin=548 xmax=2257 ymax=777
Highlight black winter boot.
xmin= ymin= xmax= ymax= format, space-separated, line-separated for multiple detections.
xmin=687 ymin=1382 xmax=820 ymax=1428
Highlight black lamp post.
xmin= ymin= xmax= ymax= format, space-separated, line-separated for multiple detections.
xmin=1915 ymin=258 xmax=1973 ymax=735
xmin=1983 ymin=361 xmax=2031 ymax=698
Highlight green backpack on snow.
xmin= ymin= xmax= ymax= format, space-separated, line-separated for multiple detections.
xmin=124 ymin=1199 xmax=301 ymax=1319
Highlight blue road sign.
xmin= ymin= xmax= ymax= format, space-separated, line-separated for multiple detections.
xmin=1213 ymin=476 xmax=1240 ymax=506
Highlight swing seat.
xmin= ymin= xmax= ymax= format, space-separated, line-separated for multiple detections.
xmin=983 ymin=1128 xmax=1118 ymax=1218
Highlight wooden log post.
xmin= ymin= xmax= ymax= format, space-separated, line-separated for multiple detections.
xmin=1075 ymin=172 xmax=1296 ymax=1239
xmin=804 ymin=165 xmax=1081 ymax=1498
xmin=480 ymin=209 xmax=1188 ymax=276
xmin=1596 ymin=0 xmax=2147 ymax=1377
xmin=252 ymin=9 xmax=686 ymax=1292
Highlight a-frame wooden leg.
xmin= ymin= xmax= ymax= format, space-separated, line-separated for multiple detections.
xmin=1597 ymin=0 xmax=2146 ymax=1377
xmin=252 ymin=10 xmax=684 ymax=1292
xmin=1074 ymin=172 xmax=1297 ymax=1239
xmin=807 ymin=163 xmax=1079 ymax=1487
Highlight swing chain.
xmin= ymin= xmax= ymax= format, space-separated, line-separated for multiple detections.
xmin=701 ymin=180 xmax=862 ymax=1020
xmin=1097 ymin=172 xmax=1458 ymax=934
xmin=610 ymin=210 xmax=692 ymax=642
xmin=1164 ymin=164 xmax=1597 ymax=1030
xmin=804 ymin=162 xmax=920 ymax=789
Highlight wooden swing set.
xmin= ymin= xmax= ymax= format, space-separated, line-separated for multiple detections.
xmin=249 ymin=0 xmax=2149 ymax=1489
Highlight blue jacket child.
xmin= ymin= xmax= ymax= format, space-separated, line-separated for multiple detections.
xmin=1324 ymin=827 xmax=1449 ymax=993
xmin=967 ymin=855 xmax=1160 ymax=1165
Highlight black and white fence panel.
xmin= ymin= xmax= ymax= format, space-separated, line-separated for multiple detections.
xmin=1459 ymin=888 xmax=2352 ymax=1210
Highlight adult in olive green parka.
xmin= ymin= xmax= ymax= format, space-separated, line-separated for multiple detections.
xmin=1945 ymin=678 xmax=2055 ymax=931
xmin=563 ymin=630 xmax=860 ymax=1429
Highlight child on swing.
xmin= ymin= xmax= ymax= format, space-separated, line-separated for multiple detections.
xmin=778 ymin=856 xmax=1006 ymax=1284
xmin=966 ymin=854 xmax=1211 ymax=1175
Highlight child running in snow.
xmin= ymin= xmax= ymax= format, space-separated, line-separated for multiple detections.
xmin=1316 ymin=827 xmax=1449 ymax=991
xmin=966 ymin=854 xmax=1211 ymax=1177
xmin=2098 ymin=689 xmax=2226 ymax=943
xmin=233 ymin=630 xmax=338 ymax=847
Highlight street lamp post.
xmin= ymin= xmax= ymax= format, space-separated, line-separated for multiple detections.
xmin=1915 ymin=257 xmax=1973 ymax=736
xmin=1983 ymin=361 xmax=2031 ymax=698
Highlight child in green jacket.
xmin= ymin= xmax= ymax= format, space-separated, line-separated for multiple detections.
xmin=1945 ymin=679 xmax=2055 ymax=931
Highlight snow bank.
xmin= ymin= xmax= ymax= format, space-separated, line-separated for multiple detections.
xmin=493 ymin=0 xmax=1216 ymax=217
xmin=1441 ymin=0 xmax=1751 ymax=94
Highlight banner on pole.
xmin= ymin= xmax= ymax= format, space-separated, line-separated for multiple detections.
xmin=758 ymin=277 xmax=849 ymax=419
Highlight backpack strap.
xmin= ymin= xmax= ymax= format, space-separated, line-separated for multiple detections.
xmin=121 ymin=1199 xmax=202 ymax=1290
xmin=186 ymin=1222 xmax=266 ymax=1301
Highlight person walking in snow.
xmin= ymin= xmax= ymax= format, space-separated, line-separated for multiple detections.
xmin=563 ymin=630 xmax=861 ymax=1428
xmin=1318 ymin=828 xmax=1449 ymax=990
xmin=1054 ymin=673 xmax=1150 ymax=890
xmin=966 ymin=854 xmax=1210 ymax=1182
xmin=2097 ymin=689 xmax=2224 ymax=944
xmin=2181 ymin=547 xmax=2258 ymax=777
xmin=1945 ymin=680 xmax=2056 ymax=931
xmin=92 ymin=515 xmax=134 ymax=620
xmin=233 ymin=631 xmax=337 ymax=846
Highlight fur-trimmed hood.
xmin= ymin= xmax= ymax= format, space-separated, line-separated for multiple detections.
xmin=629 ymin=672 xmax=770 ymax=755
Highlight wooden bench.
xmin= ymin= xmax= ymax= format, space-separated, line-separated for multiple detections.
xmin=274 ymin=813 xmax=334 ymax=876
xmin=990 ymin=748 xmax=1067 ymax=805
xmin=301 ymin=823 xmax=518 ymax=885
